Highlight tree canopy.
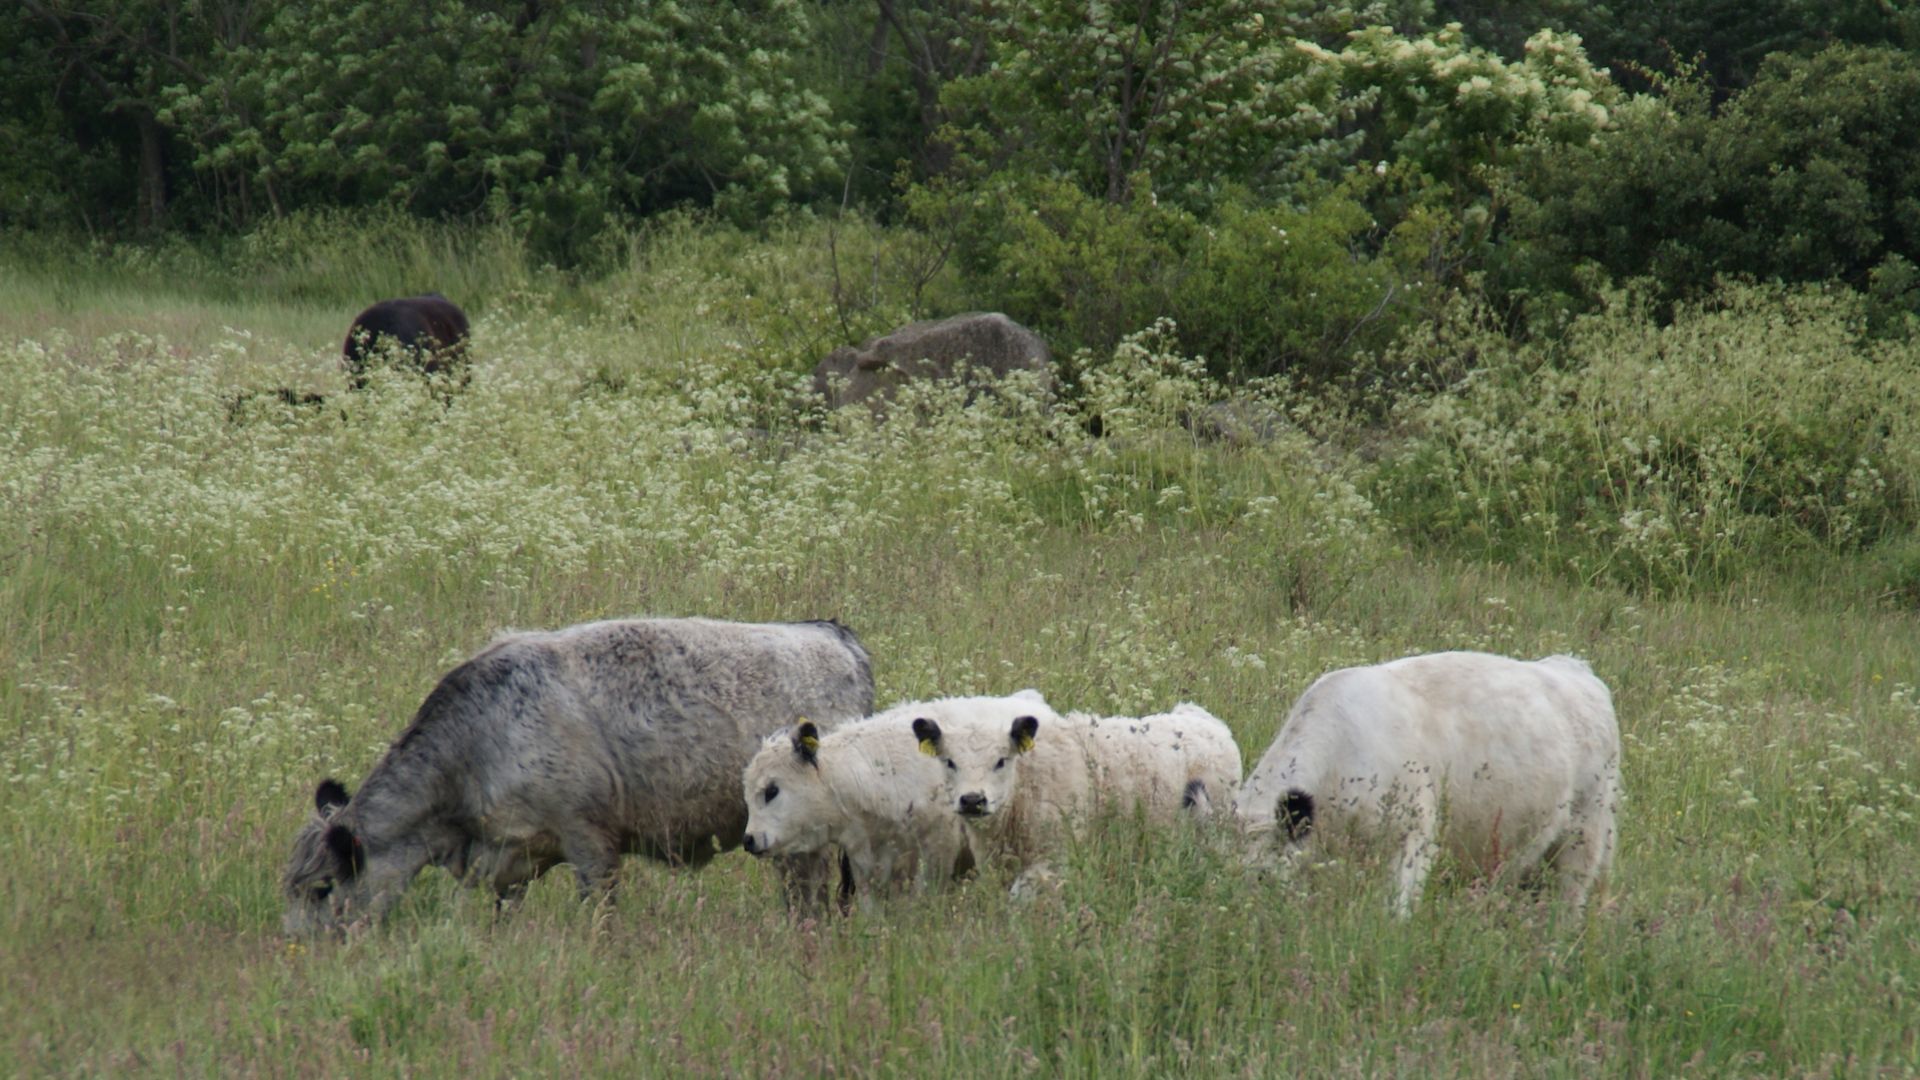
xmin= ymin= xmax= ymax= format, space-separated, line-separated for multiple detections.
xmin=7 ymin=0 xmax=1918 ymax=365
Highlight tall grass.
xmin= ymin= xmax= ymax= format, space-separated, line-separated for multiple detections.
xmin=1 ymin=222 xmax=1916 ymax=1076
xmin=1375 ymin=283 xmax=1920 ymax=594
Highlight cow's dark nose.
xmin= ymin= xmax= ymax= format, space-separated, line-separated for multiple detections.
xmin=958 ymin=792 xmax=988 ymax=816
xmin=742 ymin=834 xmax=761 ymax=855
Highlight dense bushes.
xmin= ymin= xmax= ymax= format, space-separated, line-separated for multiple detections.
xmin=7 ymin=0 xmax=847 ymax=251
xmin=163 ymin=0 xmax=844 ymax=262
xmin=913 ymin=174 xmax=1448 ymax=382
xmin=1496 ymin=44 xmax=1920 ymax=331
xmin=911 ymin=12 xmax=1619 ymax=378
xmin=1374 ymin=282 xmax=1920 ymax=591
xmin=13 ymin=1 xmax=1920 ymax=363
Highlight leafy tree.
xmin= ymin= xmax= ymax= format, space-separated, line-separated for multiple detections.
xmin=909 ymin=5 xmax=1614 ymax=376
xmin=1307 ymin=24 xmax=1616 ymax=202
xmin=898 ymin=0 xmax=1379 ymax=369
xmin=936 ymin=0 xmax=1384 ymax=210
xmin=868 ymin=0 xmax=994 ymax=179
xmin=1495 ymin=44 xmax=1920 ymax=330
xmin=1435 ymin=0 xmax=1920 ymax=94
xmin=6 ymin=0 xmax=254 ymax=231
xmin=164 ymin=0 xmax=847 ymax=257
xmin=1714 ymin=45 xmax=1920 ymax=286
xmin=789 ymin=0 xmax=996 ymax=208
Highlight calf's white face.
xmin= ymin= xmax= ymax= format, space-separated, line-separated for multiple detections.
xmin=912 ymin=707 xmax=1039 ymax=821
xmin=741 ymin=722 xmax=833 ymax=858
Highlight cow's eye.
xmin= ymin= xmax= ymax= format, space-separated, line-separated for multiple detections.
xmin=944 ymin=758 xmax=956 ymax=771
xmin=994 ymin=757 xmax=1007 ymax=770
xmin=762 ymin=783 xmax=780 ymax=804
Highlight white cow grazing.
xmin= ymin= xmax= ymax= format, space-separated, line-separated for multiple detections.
xmin=910 ymin=691 xmax=1244 ymax=875
xmin=1236 ymin=651 xmax=1621 ymax=916
xmin=741 ymin=707 xmax=973 ymax=908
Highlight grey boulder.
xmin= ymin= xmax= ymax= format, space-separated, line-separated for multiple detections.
xmin=813 ymin=312 xmax=1052 ymax=411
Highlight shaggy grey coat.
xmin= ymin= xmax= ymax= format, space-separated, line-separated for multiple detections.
xmin=283 ymin=617 xmax=873 ymax=935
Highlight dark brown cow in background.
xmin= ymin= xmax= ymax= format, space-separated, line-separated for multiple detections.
xmin=342 ymin=293 xmax=471 ymax=390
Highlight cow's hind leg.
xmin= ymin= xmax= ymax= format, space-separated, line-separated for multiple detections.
xmin=1550 ymin=806 xmax=1616 ymax=910
xmin=1389 ymin=788 xmax=1442 ymax=918
xmin=560 ymin=827 xmax=623 ymax=903
xmin=1502 ymin=804 xmax=1574 ymax=899
xmin=1391 ymin=829 xmax=1435 ymax=918
xmin=492 ymin=850 xmax=562 ymax=914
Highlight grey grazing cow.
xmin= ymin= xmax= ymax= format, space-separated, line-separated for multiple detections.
xmin=282 ymin=616 xmax=874 ymax=936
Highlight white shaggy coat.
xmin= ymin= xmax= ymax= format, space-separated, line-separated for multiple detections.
xmin=916 ymin=692 xmax=1244 ymax=872
xmin=1235 ymin=651 xmax=1621 ymax=915
xmin=741 ymin=704 xmax=972 ymax=907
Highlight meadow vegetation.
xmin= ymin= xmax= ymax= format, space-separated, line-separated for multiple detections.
xmin=2 ymin=216 xmax=1917 ymax=1076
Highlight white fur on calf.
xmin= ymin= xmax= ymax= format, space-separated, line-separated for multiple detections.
xmin=912 ymin=692 xmax=1244 ymax=877
xmin=1236 ymin=651 xmax=1622 ymax=915
xmin=741 ymin=704 xmax=972 ymax=908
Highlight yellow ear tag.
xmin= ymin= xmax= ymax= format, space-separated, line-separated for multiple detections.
xmin=799 ymin=732 xmax=820 ymax=754
xmin=918 ymin=739 xmax=939 ymax=757
xmin=1015 ymin=734 xmax=1035 ymax=753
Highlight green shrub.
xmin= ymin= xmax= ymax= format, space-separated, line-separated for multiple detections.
xmin=162 ymin=0 xmax=846 ymax=262
xmin=1374 ymin=280 xmax=1920 ymax=591
xmin=1174 ymin=183 xmax=1454 ymax=383
xmin=917 ymin=173 xmax=1198 ymax=361
xmin=913 ymin=174 xmax=1444 ymax=382
xmin=1496 ymin=45 xmax=1920 ymax=330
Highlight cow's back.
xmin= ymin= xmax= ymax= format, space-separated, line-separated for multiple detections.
xmin=1067 ymin=706 xmax=1242 ymax=816
xmin=1375 ymin=651 xmax=1615 ymax=786
xmin=342 ymin=294 xmax=472 ymax=380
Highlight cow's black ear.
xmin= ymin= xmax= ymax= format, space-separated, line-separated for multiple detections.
xmin=324 ymin=824 xmax=364 ymax=878
xmin=911 ymin=717 xmax=941 ymax=757
xmin=1011 ymin=715 xmax=1040 ymax=753
xmin=315 ymin=779 xmax=351 ymax=816
xmin=793 ymin=721 xmax=821 ymax=765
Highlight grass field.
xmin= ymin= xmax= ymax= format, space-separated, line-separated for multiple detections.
xmin=2 ymin=220 xmax=1917 ymax=1077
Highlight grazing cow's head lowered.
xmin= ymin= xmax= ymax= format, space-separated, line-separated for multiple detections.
xmin=281 ymin=779 xmax=374 ymax=937
xmin=911 ymin=691 xmax=1051 ymax=822
xmin=741 ymin=721 xmax=832 ymax=858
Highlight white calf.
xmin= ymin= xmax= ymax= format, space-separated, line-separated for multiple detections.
xmin=1236 ymin=651 xmax=1620 ymax=915
xmin=741 ymin=708 xmax=972 ymax=907
xmin=911 ymin=691 xmax=1243 ymax=874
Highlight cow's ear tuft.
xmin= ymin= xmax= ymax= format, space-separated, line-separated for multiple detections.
xmin=911 ymin=717 xmax=941 ymax=757
xmin=324 ymin=823 xmax=364 ymax=878
xmin=315 ymin=778 xmax=351 ymax=816
xmin=793 ymin=720 xmax=821 ymax=764
xmin=1011 ymin=715 xmax=1040 ymax=753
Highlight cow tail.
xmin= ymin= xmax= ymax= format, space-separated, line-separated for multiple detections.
xmin=1280 ymin=789 xmax=1315 ymax=842
xmin=1181 ymin=779 xmax=1212 ymax=816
